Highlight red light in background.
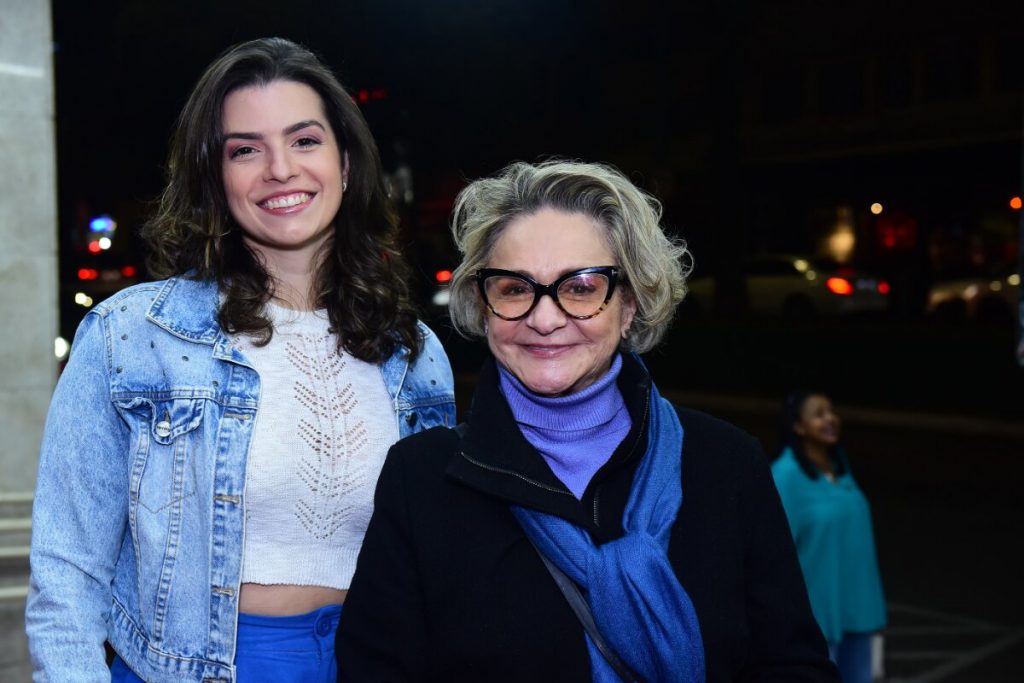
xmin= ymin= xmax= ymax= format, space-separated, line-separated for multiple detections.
xmin=877 ymin=280 xmax=891 ymax=295
xmin=876 ymin=212 xmax=918 ymax=250
xmin=435 ymin=269 xmax=453 ymax=283
xmin=356 ymin=88 xmax=386 ymax=104
xmin=121 ymin=265 xmax=137 ymax=278
xmin=1011 ymin=196 xmax=1023 ymax=210
xmin=78 ymin=268 xmax=98 ymax=280
xmin=826 ymin=277 xmax=854 ymax=295
xmin=87 ymin=241 xmax=102 ymax=254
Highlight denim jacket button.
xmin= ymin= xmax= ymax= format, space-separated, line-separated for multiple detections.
xmin=155 ymin=420 xmax=172 ymax=438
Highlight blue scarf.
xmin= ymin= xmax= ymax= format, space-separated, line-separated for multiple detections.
xmin=512 ymin=382 xmax=705 ymax=682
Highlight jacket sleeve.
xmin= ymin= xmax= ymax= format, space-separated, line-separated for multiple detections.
xmin=737 ymin=440 xmax=839 ymax=681
xmin=395 ymin=323 xmax=456 ymax=438
xmin=26 ymin=311 xmax=130 ymax=682
xmin=337 ymin=442 xmax=429 ymax=682
xmin=418 ymin=323 xmax=456 ymax=428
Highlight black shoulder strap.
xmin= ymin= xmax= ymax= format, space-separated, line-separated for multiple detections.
xmin=526 ymin=537 xmax=641 ymax=682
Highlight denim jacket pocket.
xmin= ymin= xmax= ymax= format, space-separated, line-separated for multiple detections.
xmin=118 ymin=397 xmax=205 ymax=514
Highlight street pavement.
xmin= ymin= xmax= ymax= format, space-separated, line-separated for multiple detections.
xmin=3 ymin=388 xmax=1021 ymax=681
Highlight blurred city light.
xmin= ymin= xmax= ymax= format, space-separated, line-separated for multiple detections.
xmin=1009 ymin=274 xmax=1021 ymax=287
xmin=121 ymin=265 xmax=137 ymax=278
xmin=98 ymin=236 xmax=112 ymax=250
xmin=356 ymin=88 xmax=387 ymax=104
xmin=432 ymin=289 xmax=451 ymax=307
xmin=1011 ymin=196 xmax=1022 ymax=210
xmin=87 ymin=241 xmax=102 ymax=254
xmin=435 ymin=269 xmax=453 ymax=283
xmin=89 ymin=214 xmax=116 ymax=233
xmin=74 ymin=292 xmax=94 ymax=307
xmin=878 ymin=281 xmax=891 ymax=295
xmin=77 ymin=268 xmax=98 ymax=280
xmin=826 ymin=226 xmax=856 ymax=263
xmin=54 ymin=336 xmax=70 ymax=361
xmin=793 ymin=259 xmax=810 ymax=272
xmin=825 ymin=277 xmax=854 ymax=295
xmin=876 ymin=213 xmax=919 ymax=250
xmin=870 ymin=202 xmax=883 ymax=215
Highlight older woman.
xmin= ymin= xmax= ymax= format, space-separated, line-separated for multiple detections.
xmin=337 ymin=160 xmax=837 ymax=681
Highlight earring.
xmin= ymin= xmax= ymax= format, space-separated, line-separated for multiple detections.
xmin=343 ymin=179 xmax=349 ymax=191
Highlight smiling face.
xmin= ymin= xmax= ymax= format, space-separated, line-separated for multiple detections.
xmin=221 ymin=79 xmax=345 ymax=271
xmin=484 ymin=208 xmax=636 ymax=397
xmin=793 ymin=394 xmax=842 ymax=449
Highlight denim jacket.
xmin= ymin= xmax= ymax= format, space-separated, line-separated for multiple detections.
xmin=26 ymin=277 xmax=456 ymax=683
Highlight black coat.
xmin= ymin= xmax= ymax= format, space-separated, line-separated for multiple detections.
xmin=337 ymin=356 xmax=838 ymax=682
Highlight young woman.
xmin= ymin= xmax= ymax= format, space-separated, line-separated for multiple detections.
xmin=26 ymin=37 xmax=455 ymax=683
xmin=772 ymin=391 xmax=886 ymax=683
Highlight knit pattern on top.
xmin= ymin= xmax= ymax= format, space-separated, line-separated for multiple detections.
xmin=237 ymin=302 xmax=398 ymax=589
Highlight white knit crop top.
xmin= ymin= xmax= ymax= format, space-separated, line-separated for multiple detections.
xmin=236 ymin=302 xmax=399 ymax=590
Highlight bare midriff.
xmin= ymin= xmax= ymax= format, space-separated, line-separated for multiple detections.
xmin=239 ymin=584 xmax=347 ymax=616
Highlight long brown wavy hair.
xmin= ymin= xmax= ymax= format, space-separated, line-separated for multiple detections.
xmin=142 ymin=37 xmax=420 ymax=363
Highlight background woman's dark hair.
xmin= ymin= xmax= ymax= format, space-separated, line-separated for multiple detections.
xmin=142 ymin=37 xmax=420 ymax=363
xmin=777 ymin=390 xmax=848 ymax=480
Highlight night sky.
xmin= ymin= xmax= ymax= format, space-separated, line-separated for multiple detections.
xmin=53 ymin=1 xmax=625 ymax=215
xmin=51 ymin=0 xmax=750 ymax=328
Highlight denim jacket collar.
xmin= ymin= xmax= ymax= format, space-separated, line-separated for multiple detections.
xmin=147 ymin=277 xmax=222 ymax=345
xmin=146 ymin=276 xmax=419 ymax=396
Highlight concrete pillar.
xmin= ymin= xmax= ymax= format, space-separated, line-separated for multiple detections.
xmin=0 ymin=0 xmax=57 ymax=497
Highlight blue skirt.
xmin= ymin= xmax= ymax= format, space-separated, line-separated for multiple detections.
xmin=110 ymin=604 xmax=341 ymax=683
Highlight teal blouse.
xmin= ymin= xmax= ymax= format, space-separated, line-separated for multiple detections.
xmin=771 ymin=448 xmax=886 ymax=643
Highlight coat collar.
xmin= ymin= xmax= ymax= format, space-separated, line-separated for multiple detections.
xmin=447 ymin=353 xmax=652 ymax=525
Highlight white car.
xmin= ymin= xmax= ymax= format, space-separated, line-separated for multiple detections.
xmin=684 ymin=254 xmax=891 ymax=319
xmin=926 ymin=269 xmax=1021 ymax=324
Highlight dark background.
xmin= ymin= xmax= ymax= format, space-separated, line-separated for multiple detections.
xmin=51 ymin=0 xmax=1024 ymax=418
xmin=41 ymin=5 xmax=1024 ymax=678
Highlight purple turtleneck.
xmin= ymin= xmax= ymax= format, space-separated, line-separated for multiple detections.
xmin=498 ymin=354 xmax=632 ymax=499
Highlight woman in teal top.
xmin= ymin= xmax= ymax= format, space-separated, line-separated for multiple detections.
xmin=771 ymin=391 xmax=886 ymax=683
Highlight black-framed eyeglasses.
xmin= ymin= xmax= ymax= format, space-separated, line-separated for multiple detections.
xmin=475 ymin=266 xmax=622 ymax=321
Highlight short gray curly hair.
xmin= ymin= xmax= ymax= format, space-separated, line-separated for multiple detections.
xmin=448 ymin=160 xmax=691 ymax=353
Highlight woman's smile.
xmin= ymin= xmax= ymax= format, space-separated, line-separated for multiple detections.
xmin=258 ymin=191 xmax=315 ymax=212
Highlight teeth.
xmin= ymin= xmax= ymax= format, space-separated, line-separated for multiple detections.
xmin=262 ymin=193 xmax=310 ymax=209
